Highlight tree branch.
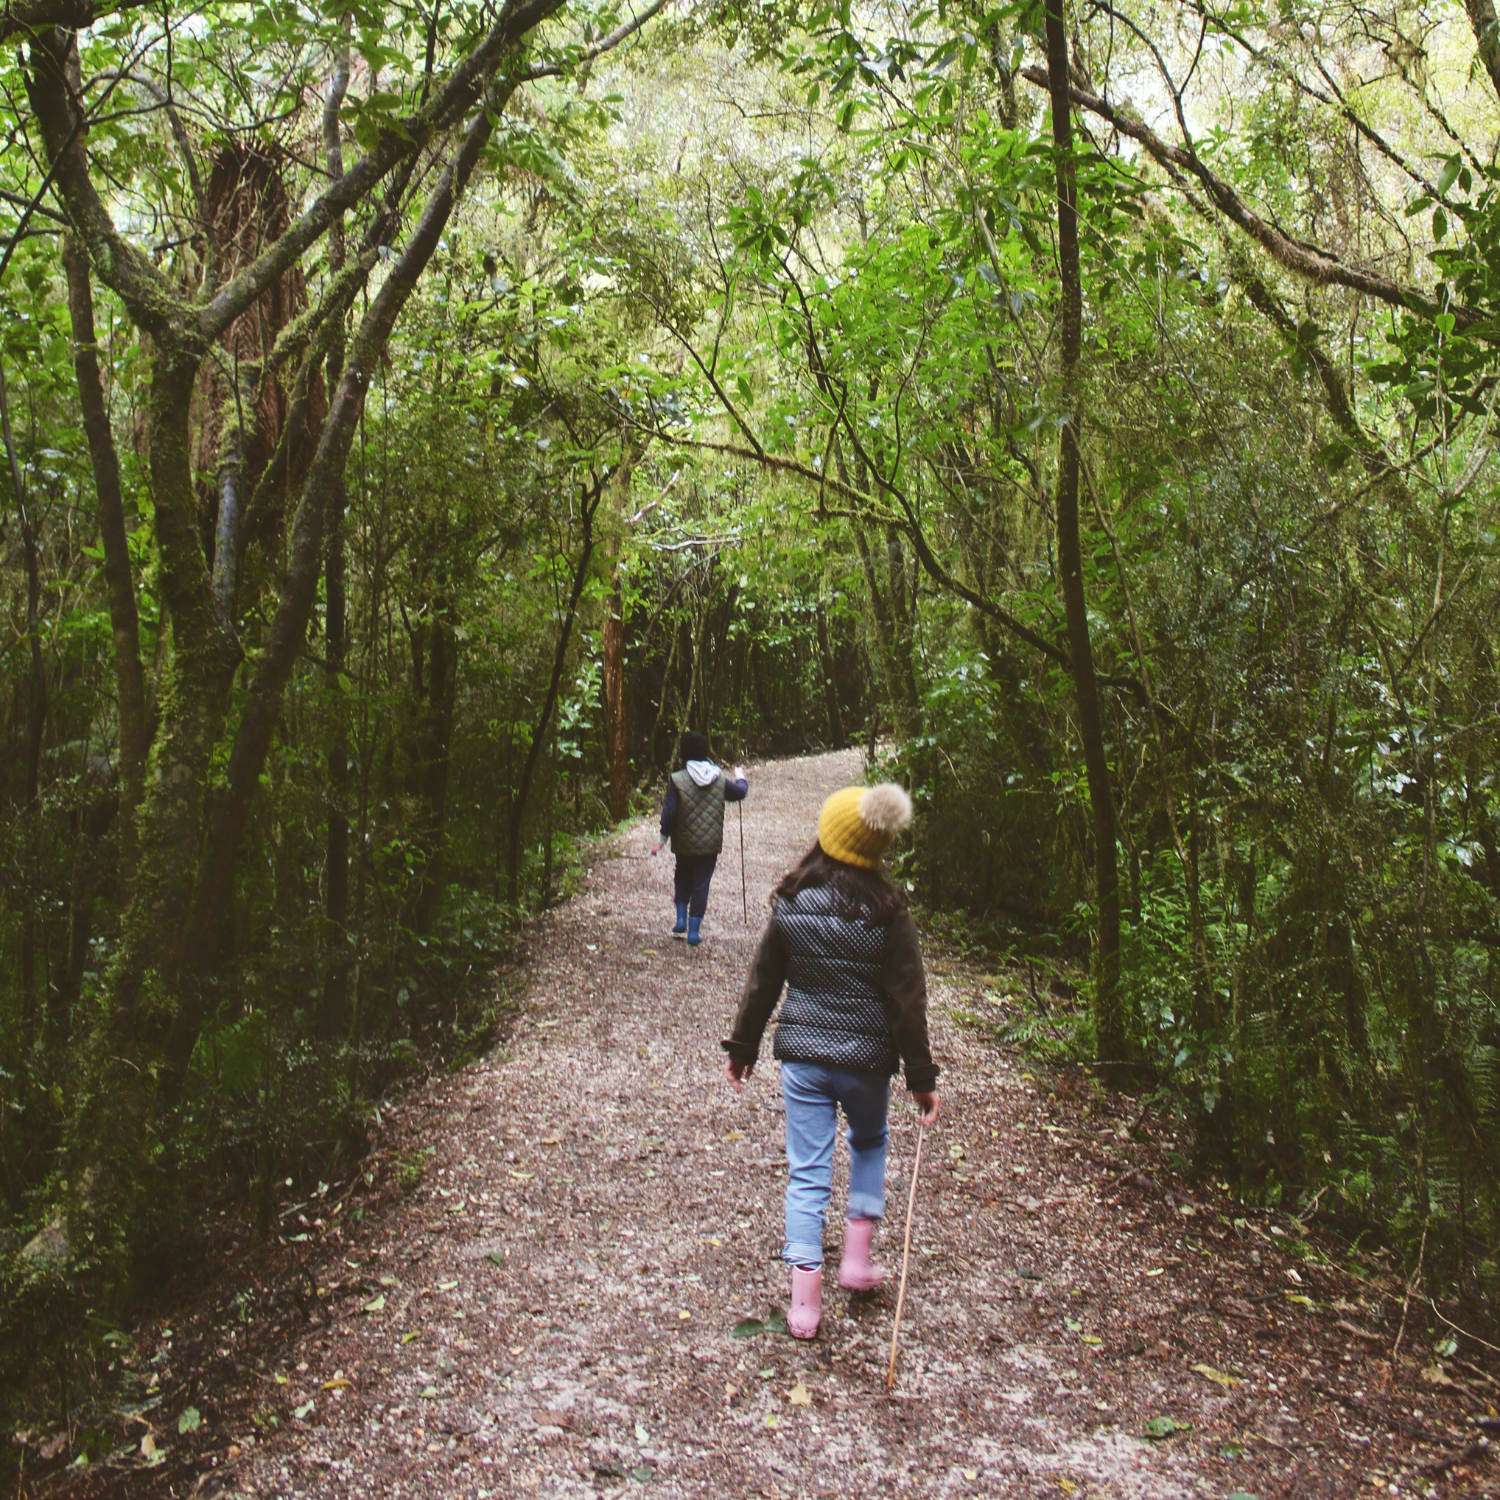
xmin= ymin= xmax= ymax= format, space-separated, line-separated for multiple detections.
xmin=27 ymin=0 xmax=569 ymax=348
xmin=1019 ymin=64 xmax=1476 ymax=331
xmin=525 ymin=0 xmax=673 ymax=80
xmin=163 ymin=66 xmax=522 ymax=1092
xmin=0 ymin=0 xmax=150 ymax=45
xmin=64 ymin=234 xmax=148 ymax=834
xmin=195 ymin=0 xmax=566 ymax=344
xmin=1465 ymin=0 xmax=1500 ymax=101
xmin=656 ymin=431 xmax=1071 ymax=667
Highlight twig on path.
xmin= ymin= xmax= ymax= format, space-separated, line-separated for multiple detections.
xmin=1247 ymin=1429 xmax=1295 ymax=1454
xmin=1421 ymin=1437 xmax=1491 ymax=1477
xmin=1429 ymin=1297 xmax=1500 ymax=1355
xmin=886 ymin=1122 xmax=926 ymax=1392
xmin=1105 ymin=1166 xmax=1140 ymax=1205
xmin=1295 ymin=1184 xmax=1329 ymax=1226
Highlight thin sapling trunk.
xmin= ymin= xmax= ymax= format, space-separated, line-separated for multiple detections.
xmin=1044 ymin=0 xmax=1126 ymax=1067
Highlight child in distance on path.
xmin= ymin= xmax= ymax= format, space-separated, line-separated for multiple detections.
xmin=722 ymin=782 xmax=940 ymax=1340
xmin=652 ymin=731 xmax=747 ymax=946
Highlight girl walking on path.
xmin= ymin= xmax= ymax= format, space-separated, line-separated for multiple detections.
xmin=653 ymin=731 xmax=748 ymax=946
xmin=722 ymin=783 xmax=940 ymax=1339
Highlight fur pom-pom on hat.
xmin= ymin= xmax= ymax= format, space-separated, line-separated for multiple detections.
xmin=818 ymin=782 xmax=914 ymax=870
xmin=857 ymin=782 xmax=913 ymax=836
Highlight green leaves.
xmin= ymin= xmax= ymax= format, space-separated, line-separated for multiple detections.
xmin=1142 ymin=1416 xmax=1191 ymax=1440
xmin=348 ymin=91 xmax=417 ymax=154
xmin=732 ymin=1307 xmax=788 ymax=1337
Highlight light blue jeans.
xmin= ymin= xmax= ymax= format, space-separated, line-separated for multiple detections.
xmin=780 ymin=1060 xmax=890 ymax=1268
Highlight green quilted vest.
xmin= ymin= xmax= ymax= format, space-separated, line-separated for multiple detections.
xmin=670 ymin=768 xmax=727 ymax=855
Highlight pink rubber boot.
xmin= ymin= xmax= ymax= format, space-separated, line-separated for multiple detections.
xmin=787 ymin=1265 xmax=822 ymax=1339
xmin=837 ymin=1218 xmax=886 ymax=1292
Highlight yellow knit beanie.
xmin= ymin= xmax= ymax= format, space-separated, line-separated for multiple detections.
xmin=817 ymin=783 xmax=914 ymax=870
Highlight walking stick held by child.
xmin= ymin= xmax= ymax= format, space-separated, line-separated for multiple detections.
xmin=738 ymin=800 xmax=748 ymax=927
xmin=886 ymin=1120 xmax=926 ymax=1391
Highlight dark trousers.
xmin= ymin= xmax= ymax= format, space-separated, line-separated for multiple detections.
xmin=673 ymin=853 xmax=718 ymax=918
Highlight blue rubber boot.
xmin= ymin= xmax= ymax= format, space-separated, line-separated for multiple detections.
xmin=672 ymin=903 xmax=688 ymax=938
xmin=687 ymin=916 xmax=702 ymax=947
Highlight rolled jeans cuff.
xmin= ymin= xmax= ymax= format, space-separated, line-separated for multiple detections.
xmin=783 ymin=1240 xmax=824 ymax=1269
xmin=846 ymin=1190 xmax=885 ymax=1221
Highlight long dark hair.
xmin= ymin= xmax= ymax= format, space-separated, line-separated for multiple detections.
xmin=773 ymin=841 xmax=909 ymax=924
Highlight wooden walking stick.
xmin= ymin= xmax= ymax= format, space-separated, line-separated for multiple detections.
xmin=885 ymin=1122 xmax=926 ymax=1391
xmin=738 ymin=799 xmax=748 ymax=927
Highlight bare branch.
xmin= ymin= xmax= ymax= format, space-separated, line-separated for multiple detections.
xmin=1020 ymin=64 xmax=1474 ymax=331
xmin=526 ymin=0 xmax=673 ymax=80
xmin=656 ymin=430 xmax=1072 ymax=667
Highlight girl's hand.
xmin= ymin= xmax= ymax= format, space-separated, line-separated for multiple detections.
xmin=725 ymin=1059 xmax=754 ymax=1090
xmin=912 ymin=1091 xmax=940 ymax=1125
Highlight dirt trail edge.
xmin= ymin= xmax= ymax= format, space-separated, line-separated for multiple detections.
xmin=104 ymin=752 xmax=1494 ymax=1499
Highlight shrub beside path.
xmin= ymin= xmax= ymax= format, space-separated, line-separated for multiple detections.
xmin=114 ymin=752 xmax=1490 ymax=1498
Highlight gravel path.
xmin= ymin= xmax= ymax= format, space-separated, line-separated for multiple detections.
xmin=202 ymin=751 xmax=1484 ymax=1500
